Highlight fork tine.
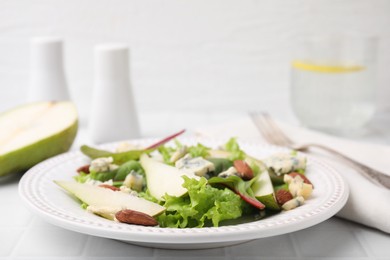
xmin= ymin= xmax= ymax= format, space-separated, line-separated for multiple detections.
xmin=252 ymin=113 xmax=390 ymax=189
xmin=261 ymin=113 xmax=294 ymax=146
xmin=249 ymin=112 xmax=294 ymax=147
xmin=249 ymin=111 xmax=276 ymax=144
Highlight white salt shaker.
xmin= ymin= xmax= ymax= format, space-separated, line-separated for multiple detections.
xmin=89 ymin=43 xmax=140 ymax=143
xmin=28 ymin=36 xmax=70 ymax=101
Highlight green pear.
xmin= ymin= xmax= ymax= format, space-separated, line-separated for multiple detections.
xmin=0 ymin=101 xmax=78 ymax=177
xmin=55 ymin=180 xmax=165 ymax=217
xmin=140 ymin=154 xmax=199 ymax=201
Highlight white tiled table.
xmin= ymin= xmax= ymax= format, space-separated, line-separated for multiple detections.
xmin=1 ymin=111 xmax=389 ymax=260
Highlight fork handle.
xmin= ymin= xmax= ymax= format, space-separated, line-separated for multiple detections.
xmin=297 ymin=143 xmax=390 ymax=189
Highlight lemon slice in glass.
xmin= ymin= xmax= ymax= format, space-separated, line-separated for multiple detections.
xmin=292 ymin=60 xmax=365 ymax=73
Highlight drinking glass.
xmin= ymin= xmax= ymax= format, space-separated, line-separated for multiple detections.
xmin=290 ymin=35 xmax=377 ymax=135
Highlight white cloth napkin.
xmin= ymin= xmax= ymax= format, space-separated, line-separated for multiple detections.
xmin=195 ymin=116 xmax=390 ymax=233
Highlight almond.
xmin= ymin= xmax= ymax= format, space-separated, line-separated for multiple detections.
xmin=288 ymin=172 xmax=313 ymax=187
xmin=115 ymin=209 xmax=158 ymax=226
xmin=77 ymin=164 xmax=90 ymax=174
xmin=233 ymin=160 xmax=254 ymax=180
xmin=98 ymin=184 xmax=120 ymax=191
xmin=276 ymin=189 xmax=293 ymax=206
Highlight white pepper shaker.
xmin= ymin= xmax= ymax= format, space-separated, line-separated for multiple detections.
xmin=89 ymin=43 xmax=140 ymax=143
xmin=28 ymin=36 xmax=70 ymax=101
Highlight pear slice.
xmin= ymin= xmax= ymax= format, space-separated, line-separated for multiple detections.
xmin=140 ymin=154 xmax=199 ymax=201
xmin=247 ymin=157 xmax=280 ymax=210
xmin=55 ymin=180 xmax=165 ymax=217
xmin=208 ymin=150 xmax=280 ymax=210
xmin=0 ymin=101 xmax=78 ymax=176
xmin=207 ymin=149 xmax=231 ymax=159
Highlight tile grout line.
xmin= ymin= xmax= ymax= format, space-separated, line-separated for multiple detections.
xmin=348 ymin=224 xmax=377 ymax=259
xmin=151 ymin=246 xmax=158 ymax=260
xmin=349 ymin=222 xmax=374 ymax=258
xmin=288 ymin=233 xmax=302 ymax=259
xmin=80 ymin=235 xmax=93 ymax=258
xmin=7 ymin=215 xmax=36 ymax=258
xmin=224 ymin=246 xmax=234 ymax=260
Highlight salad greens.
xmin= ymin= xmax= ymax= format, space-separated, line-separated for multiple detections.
xmin=158 ymin=176 xmax=243 ymax=228
xmin=74 ymin=159 xmax=143 ymax=186
xmin=187 ymin=143 xmax=211 ymax=158
xmin=224 ymin=137 xmax=246 ymax=161
xmin=80 ymin=129 xmax=187 ymax=164
xmin=208 ymin=175 xmax=265 ymax=210
xmin=68 ymin=136 xmax=310 ymax=228
xmin=80 ymin=145 xmax=149 ymax=165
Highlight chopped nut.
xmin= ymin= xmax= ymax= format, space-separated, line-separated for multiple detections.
xmin=233 ymin=160 xmax=254 ymax=180
xmin=115 ymin=209 xmax=158 ymax=226
xmin=276 ymin=189 xmax=293 ymax=206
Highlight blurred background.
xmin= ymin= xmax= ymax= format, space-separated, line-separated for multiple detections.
xmin=0 ymin=0 xmax=389 ymax=135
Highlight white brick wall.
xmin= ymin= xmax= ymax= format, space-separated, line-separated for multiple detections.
xmin=0 ymin=0 xmax=389 ymax=121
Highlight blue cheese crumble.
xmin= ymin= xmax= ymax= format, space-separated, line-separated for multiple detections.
xmin=89 ymin=157 xmax=119 ymax=173
xmin=175 ymin=154 xmax=215 ymax=177
xmin=264 ymin=153 xmax=306 ymax=176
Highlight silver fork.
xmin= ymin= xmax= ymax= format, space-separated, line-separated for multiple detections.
xmin=249 ymin=111 xmax=390 ymax=189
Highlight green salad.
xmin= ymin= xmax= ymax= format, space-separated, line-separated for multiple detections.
xmin=55 ymin=131 xmax=313 ymax=228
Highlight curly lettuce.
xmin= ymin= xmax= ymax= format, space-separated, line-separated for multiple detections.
xmin=224 ymin=137 xmax=246 ymax=161
xmin=157 ymin=176 xmax=243 ymax=228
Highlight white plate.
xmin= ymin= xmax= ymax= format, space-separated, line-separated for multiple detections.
xmin=19 ymin=137 xmax=348 ymax=249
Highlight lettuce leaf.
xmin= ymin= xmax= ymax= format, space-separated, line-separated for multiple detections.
xmin=157 ymin=145 xmax=176 ymax=165
xmin=188 ymin=143 xmax=210 ymax=158
xmin=74 ymin=160 xmax=143 ymax=185
xmin=157 ymin=176 xmax=243 ymax=228
xmin=208 ymin=175 xmax=265 ymax=210
xmin=80 ymin=145 xmax=150 ymax=165
xmin=224 ymin=137 xmax=245 ymax=161
xmin=157 ymin=141 xmax=211 ymax=165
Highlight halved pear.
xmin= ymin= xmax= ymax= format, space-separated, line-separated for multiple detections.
xmin=0 ymin=101 xmax=78 ymax=176
xmin=140 ymin=154 xmax=199 ymax=201
xmin=55 ymin=180 xmax=165 ymax=217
